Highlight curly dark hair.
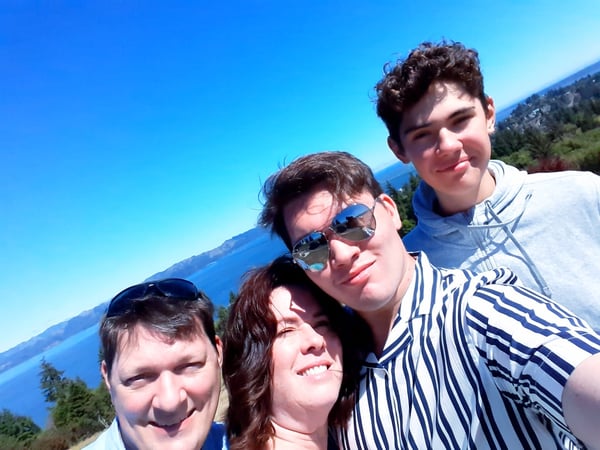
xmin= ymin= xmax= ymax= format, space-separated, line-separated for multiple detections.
xmin=259 ymin=151 xmax=384 ymax=249
xmin=375 ymin=40 xmax=488 ymax=155
xmin=222 ymin=256 xmax=371 ymax=450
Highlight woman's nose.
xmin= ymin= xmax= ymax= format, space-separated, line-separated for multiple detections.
xmin=301 ymin=324 xmax=326 ymax=353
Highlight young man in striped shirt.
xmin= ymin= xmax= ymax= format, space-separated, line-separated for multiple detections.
xmin=260 ymin=150 xmax=600 ymax=449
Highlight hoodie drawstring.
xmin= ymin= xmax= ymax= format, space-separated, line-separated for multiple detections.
xmin=484 ymin=199 xmax=552 ymax=298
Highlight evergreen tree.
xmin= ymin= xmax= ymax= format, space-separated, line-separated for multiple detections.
xmin=90 ymin=381 xmax=114 ymax=429
xmin=39 ymin=359 xmax=68 ymax=404
xmin=53 ymin=379 xmax=113 ymax=442
xmin=386 ymin=175 xmax=420 ymax=237
xmin=36 ymin=360 xmax=114 ymax=447
xmin=215 ymin=291 xmax=237 ymax=336
xmin=0 ymin=408 xmax=40 ymax=447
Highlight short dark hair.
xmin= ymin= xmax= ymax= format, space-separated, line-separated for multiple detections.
xmin=222 ymin=256 xmax=371 ymax=450
xmin=259 ymin=151 xmax=384 ymax=249
xmin=100 ymin=285 xmax=217 ymax=376
xmin=375 ymin=40 xmax=487 ymax=155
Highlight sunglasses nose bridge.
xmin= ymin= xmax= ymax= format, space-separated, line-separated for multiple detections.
xmin=144 ymin=283 xmax=164 ymax=297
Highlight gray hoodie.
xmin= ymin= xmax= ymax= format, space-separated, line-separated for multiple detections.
xmin=403 ymin=160 xmax=600 ymax=330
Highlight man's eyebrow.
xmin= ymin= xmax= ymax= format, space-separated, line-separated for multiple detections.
xmin=121 ymin=364 xmax=155 ymax=377
xmin=402 ymin=121 xmax=431 ymax=137
xmin=402 ymin=106 xmax=476 ymax=137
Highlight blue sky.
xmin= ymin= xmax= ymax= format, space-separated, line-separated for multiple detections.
xmin=1 ymin=0 xmax=599 ymax=353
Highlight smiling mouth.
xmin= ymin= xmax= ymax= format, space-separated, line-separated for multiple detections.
xmin=299 ymin=364 xmax=329 ymax=376
xmin=151 ymin=409 xmax=193 ymax=430
xmin=343 ymin=261 xmax=373 ymax=284
xmin=438 ymin=157 xmax=470 ymax=172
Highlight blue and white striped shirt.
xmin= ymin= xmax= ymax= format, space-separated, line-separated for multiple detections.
xmin=339 ymin=253 xmax=600 ymax=449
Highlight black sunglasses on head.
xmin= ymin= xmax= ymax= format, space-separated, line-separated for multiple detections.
xmin=106 ymin=278 xmax=202 ymax=318
xmin=291 ymin=197 xmax=381 ymax=272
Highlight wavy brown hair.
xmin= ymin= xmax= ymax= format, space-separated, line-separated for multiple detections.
xmin=222 ymin=256 xmax=371 ymax=450
xmin=375 ymin=40 xmax=488 ymax=155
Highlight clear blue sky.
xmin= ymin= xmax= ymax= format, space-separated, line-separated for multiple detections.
xmin=1 ymin=0 xmax=599 ymax=353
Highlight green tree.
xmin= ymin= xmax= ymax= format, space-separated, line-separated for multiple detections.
xmin=215 ymin=291 xmax=237 ymax=336
xmin=90 ymin=381 xmax=114 ymax=429
xmin=52 ymin=378 xmax=95 ymax=429
xmin=0 ymin=434 xmax=26 ymax=450
xmin=0 ymin=409 xmax=40 ymax=447
xmin=39 ymin=358 xmax=67 ymax=404
xmin=523 ymin=128 xmax=553 ymax=160
xmin=386 ymin=175 xmax=420 ymax=237
xmin=36 ymin=360 xmax=114 ymax=447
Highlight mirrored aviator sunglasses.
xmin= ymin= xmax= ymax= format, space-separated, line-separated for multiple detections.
xmin=106 ymin=278 xmax=199 ymax=318
xmin=291 ymin=198 xmax=380 ymax=272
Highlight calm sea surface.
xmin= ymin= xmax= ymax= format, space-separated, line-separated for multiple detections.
xmin=0 ymin=326 xmax=102 ymax=427
xmin=0 ymin=161 xmax=416 ymax=428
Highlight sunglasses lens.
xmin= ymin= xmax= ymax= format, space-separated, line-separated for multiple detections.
xmin=331 ymin=203 xmax=376 ymax=241
xmin=106 ymin=279 xmax=198 ymax=318
xmin=107 ymin=285 xmax=148 ymax=317
xmin=153 ymin=279 xmax=198 ymax=299
xmin=292 ymin=232 xmax=329 ymax=272
xmin=291 ymin=201 xmax=378 ymax=272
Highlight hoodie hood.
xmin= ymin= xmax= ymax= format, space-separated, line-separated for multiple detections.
xmin=404 ymin=161 xmax=600 ymax=329
xmin=408 ymin=160 xmax=551 ymax=297
xmin=411 ymin=160 xmax=530 ymax=238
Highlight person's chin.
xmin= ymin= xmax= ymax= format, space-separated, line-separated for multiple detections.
xmin=151 ymin=430 xmax=201 ymax=450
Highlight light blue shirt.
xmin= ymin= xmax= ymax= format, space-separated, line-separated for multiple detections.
xmin=83 ymin=419 xmax=228 ymax=450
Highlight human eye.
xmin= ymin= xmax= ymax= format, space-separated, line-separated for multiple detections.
xmin=409 ymin=129 xmax=430 ymax=142
xmin=406 ymin=128 xmax=435 ymax=150
xmin=455 ymin=114 xmax=470 ymax=125
xmin=124 ymin=372 xmax=155 ymax=388
xmin=177 ymin=361 xmax=206 ymax=375
xmin=452 ymin=111 xmax=475 ymax=129
xmin=314 ymin=318 xmax=333 ymax=332
xmin=277 ymin=326 xmax=296 ymax=337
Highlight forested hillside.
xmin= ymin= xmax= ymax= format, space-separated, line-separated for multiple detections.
xmin=492 ymin=71 xmax=600 ymax=173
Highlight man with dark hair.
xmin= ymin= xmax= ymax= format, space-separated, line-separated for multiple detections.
xmin=375 ymin=40 xmax=600 ymax=329
xmin=260 ymin=150 xmax=600 ymax=449
xmin=84 ymin=278 xmax=228 ymax=450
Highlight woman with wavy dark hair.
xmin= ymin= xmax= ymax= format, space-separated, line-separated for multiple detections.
xmin=222 ymin=256 xmax=369 ymax=450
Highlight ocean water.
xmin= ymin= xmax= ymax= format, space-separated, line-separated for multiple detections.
xmin=0 ymin=160 xmax=416 ymax=428
xmin=0 ymin=326 xmax=102 ymax=428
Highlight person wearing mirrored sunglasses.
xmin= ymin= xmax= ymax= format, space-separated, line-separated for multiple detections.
xmin=84 ymin=278 xmax=228 ymax=450
xmin=259 ymin=150 xmax=600 ymax=449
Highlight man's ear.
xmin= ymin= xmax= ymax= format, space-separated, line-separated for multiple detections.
xmin=485 ymin=97 xmax=496 ymax=134
xmin=379 ymin=193 xmax=402 ymax=231
xmin=101 ymin=360 xmax=111 ymax=392
xmin=387 ymin=136 xmax=410 ymax=163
